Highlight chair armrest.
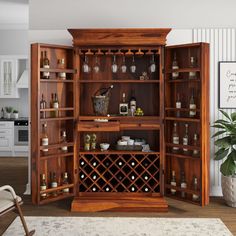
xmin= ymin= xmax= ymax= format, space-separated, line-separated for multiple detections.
xmin=0 ymin=185 xmax=17 ymax=199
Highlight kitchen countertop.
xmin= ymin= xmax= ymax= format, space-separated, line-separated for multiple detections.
xmin=0 ymin=117 xmax=28 ymax=121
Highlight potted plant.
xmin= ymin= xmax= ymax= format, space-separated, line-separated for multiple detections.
xmin=12 ymin=110 xmax=19 ymax=119
xmin=212 ymin=110 xmax=236 ymax=207
xmin=5 ymin=107 xmax=13 ymax=119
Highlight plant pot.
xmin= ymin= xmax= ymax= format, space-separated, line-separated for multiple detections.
xmin=221 ymin=174 xmax=236 ymax=207
xmin=12 ymin=113 xmax=19 ymax=119
xmin=5 ymin=113 xmax=11 ymax=119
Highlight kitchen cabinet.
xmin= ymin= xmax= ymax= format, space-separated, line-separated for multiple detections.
xmin=0 ymin=121 xmax=14 ymax=153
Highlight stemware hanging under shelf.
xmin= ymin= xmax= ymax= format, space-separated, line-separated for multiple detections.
xmin=82 ymin=55 xmax=90 ymax=73
xmin=149 ymin=54 xmax=156 ymax=73
xmin=120 ymin=55 xmax=127 ymax=73
xmin=93 ymin=55 xmax=100 ymax=73
xmin=111 ymin=55 xmax=118 ymax=73
xmin=130 ymin=55 xmax=136 ymax=73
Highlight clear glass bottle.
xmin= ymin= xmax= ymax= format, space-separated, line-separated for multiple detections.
xmin=61 ymin=130 xmax=68 ymax=152
xmin=180 ymin=172 xmax=187 ymax=198
xmin=41 ymin=123 xmax=48 ymax=153
xmin=172 ymin=123 xmax=179 ymax=153
xmin=129 ymin=90 xmax=136 ymax=116
xmin=176 ymin=93 xmax=181 ymax=117
xmin=170 ymin=170 xmax=177 ymax=195
xmin=192 ymin=177 xmax=199 ymax=201
xmin=51 ymin=172 xmax=58 ymax=197
xmin=172 ymin=52 xmax=179 ymax=80
xmin=189 ymin=56 xmax=197 ymax=80
xmin=193 ymin=133 xmax=199 ymax=156
xmin=183 ymin=123 xmax=189 ymax=153
xmin=42 ymin=51 xmax=50 ymax=79
xmin=62 ymin=172 xmax=69 ymax=193
xmin=189 ymin=91 xmax=196 ymax=117
xmin=40 ymin=94 xmax=47 ymax=118
xmin=119 ymin=93 xmax=128 ymax=115
xmin=58 ymin=58 xmax=66 ymax=79
xmin=40 ymin=173 xmax=47 ymax=199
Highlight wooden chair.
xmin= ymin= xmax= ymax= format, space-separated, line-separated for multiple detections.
xmin=0 ymin=185 xmax=35 ymax=236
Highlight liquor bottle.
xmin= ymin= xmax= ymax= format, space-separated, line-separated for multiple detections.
xmin=90 ymin=133 xmax=97 ymax=150
xmin=53 ymin=93 xmax=59 ymax=117
xmin=51 ymin=172 xmax=58 ymax=197
xmin=58 ymin=58 xmax=66 ymax=80
xmin=180 ymin=172 xmax=187 ymax=198
xmin=172 ymin=123 xmax=179 ymax=153
xmin=189 ymin=91 xmax=196 ymax=117
xmin=119 ymin=93 xmax=128 ymax=115
xmin=41 ymin=123 xmax=49 ymax=153
xmin=61 ymin=130 xmax=68 ymax=152
xmin=189 ymin=56 xmax=197 ymax=80
xmin=84 ymin=134 xmax=90 ymax=151
xmin=183 ymin=123 xmax=189 ymax=153
xmin=62 ymin=172 xmax=69 ymax=193
xmin=129 ymin=90 xmax=136 ymax=116
xmin=193 ymin=133 xmax=199 ymax=156
xmin=100 ymin=85 xmax=114 ymax=96
xmin=172 ymin=52 xmax=179 ymax=80
xmin=170 ymin=170 xmax=177 ymax=195
xmin=176 ymin=93 xmax=181 ymax=117
xmin=42 ymin=51 xmax=50 ymax=79
xmin=40 ymin=94 xmax=47 ymax=118
xmin=40 ymin=174 xmax=47 ymax=199
xmin=192 ymin=177 xmax=199 ymax=201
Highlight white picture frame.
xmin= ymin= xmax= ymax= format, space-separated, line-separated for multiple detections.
xmin=219 ymin=61 xmax=236 ymax=108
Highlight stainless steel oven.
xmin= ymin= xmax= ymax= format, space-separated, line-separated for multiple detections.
xmin=14 ymin=120 xmax=28 ymax=146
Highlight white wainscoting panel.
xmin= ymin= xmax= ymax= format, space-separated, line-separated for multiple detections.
xmin=193 ymin=28 xmax=236 ymax=196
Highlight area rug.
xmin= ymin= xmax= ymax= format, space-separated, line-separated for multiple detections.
xmin=3 ymin=217 xmax=233 ymax=236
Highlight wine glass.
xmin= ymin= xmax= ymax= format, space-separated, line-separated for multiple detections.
xmin=149 ymin=54 xmax=156 ymax=73
xmin=130 ymin=55 xmax=136 ymax=73
xmin=82 ymin=55 xmax=90 ymax=73
xmin=120 ymin=55 xmax=127 ymax=73
xmin=93 ymin=55 xmax=100 ymax=73
xmin=111 ymin=55 xmax=118 ymax=73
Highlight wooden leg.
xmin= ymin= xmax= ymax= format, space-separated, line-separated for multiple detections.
xmin=14 ymin=199 xmax=35 ymax=236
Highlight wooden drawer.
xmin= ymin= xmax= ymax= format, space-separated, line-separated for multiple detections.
xmin=120 ymin=123 xmax=160 ymax=130
xmin=0 ymin=135 xmax=13 ymax=151
xmin=0 ymin=129 xmax=12 ymax=136
xmin=78 ymin=121 xmax=120 ymax=132
xmin=0 ymin=122 xmax=14 ymax=128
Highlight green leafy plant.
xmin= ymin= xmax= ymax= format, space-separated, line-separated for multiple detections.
xmin=212 ymin=110 xmax=236 ymax=176
xmin=5 ymin=106 xmax=13 ymax=113
xmin=13 ymin=110 xmax=18 ymax=113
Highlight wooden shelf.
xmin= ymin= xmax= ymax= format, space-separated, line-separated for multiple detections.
xmin=40 ymin=193 xmax=74 ymax=205
xmin=40 ymin=79 xmax=74 ymax=83
xmin=165 ymin=194 xmax=200 ymax=206
xmin=40 ymin=107 xmax=74 ymax=112
xmin=79 ymin=115 xmax=160 ymax=121
xmin=166 ymin=152 xmax=200 ymax=160
xmin=40 ymin=68 xmax=75 ymax=73
xmin=79 ymin=80 xmax=160 ymax=83
xmin=165 ymin=184 xmax=200 ymax=195
xmin=165 ymin=79 xmax=200 ymax=83
xmin=166 ymin=143 xmax=200 ymax=151
xmin=165 ymin=117 xmax=200 ymax=123
xmin=40 ymin=117 xmax=74 ymax=121
xmin=165 ymin=108 xmax=200 ymax=112
xmin=166 ymin=68 xmax=200 ymax=73
xmin=40 ymin=184 xmax=74 ymax=194
xmin=40 ymin=142 xmax=74 ymax=151
xmin=79 ymin=150 xmax=160 ymax=155
xmin=40 ymin=152 xmax=74 ymax=160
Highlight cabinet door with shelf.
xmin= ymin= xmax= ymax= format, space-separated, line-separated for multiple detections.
xmin=31 ymin=43 xmax=77 ymax=204
xmin=164 ymin=43 xmax=210 ymax=206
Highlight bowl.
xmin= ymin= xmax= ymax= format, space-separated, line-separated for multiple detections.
xmin=121 ymin=136 xmax=130 ymax=141
xmin=117 ymin=140 xmax=128 ymax=145
xmin=100 ymin=143 xmax=110 ymax=151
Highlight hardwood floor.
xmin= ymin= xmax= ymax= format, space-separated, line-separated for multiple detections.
xmin=0 ymin=157 xmax=235 ymax=235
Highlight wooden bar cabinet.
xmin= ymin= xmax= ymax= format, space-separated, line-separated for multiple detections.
xmin=31 ymin=28 xmax=210 ymax=212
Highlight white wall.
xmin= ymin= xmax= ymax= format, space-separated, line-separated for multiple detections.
xmin=29 ymin=0 xmax=236 ymax=29
xmin=0 ymin=30 xmax=29 ymax=117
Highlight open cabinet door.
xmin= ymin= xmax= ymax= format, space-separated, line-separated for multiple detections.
xmin=163 ymin=43 xmax=210 ymax=206
xmin=31 ymin=43 xmax=78 ymax=204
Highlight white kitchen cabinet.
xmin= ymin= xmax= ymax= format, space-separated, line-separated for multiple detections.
xmin=0 ymin=121 xmax=14 ymax=153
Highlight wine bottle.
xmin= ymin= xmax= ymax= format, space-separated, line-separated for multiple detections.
xmin=62 ymin=172 xmax=69 ymax=193
xmin=192 ymin=177 xmax=199 ymax=201
xmin=170 ymin=170 xmax=177 ymax=195
xmin=118 ymin=161 xmax=123 ymax=167
xmin=131 ymin=161 xmax=136 ymax=167
xmin=40 ymin=94 xmax=47 ymax=119
xmin=131 ymin=186 xmax=136 ymax=192
xmin=189 ymin=56 xmax=197 ymax=80
xmin=53 ymin=93 xmax=59 ymax=117
xmin=143 ymin=175 xmax=149 ymax=181
xmin=84 ymin=134 xmax=91 ymax=151
xmin=51 ymin=172 xmax=58 ymax=197
xmin=105 ymin=187 xmax=110 ymax=192
xmin=131 ymin=175 xmax=136 ymax=180
xmin=58 ymin=58 xmax=66 ymax=80
xmin=180 ymin=172 xmax=187 ymax=198
xmin=92 ymin=174 xmax=97 ymax=180
xmin=193 ymin=133 xmax=199 ymax=156
xmin=100 ymin=85 xmax=114 ymax=96
xmin=176 ymin=93 xmax=181 ymax=117
xmin=40 ymin=174 xmax=47 ymax=199
xmin=172 ymin=123 xmax=179 ymax=153
xmin=92 ymin=161 xmax=97 ymax=167
xmin=119 ymin=93 xmax=128 ymax=115
xmin=90 ymin=133 xmax=97 ymax=150
xmin=80 ymin=173 xmax=85 ymax=179
xmin=189 ymin=91 xmax=196 ymax=117
xmin=80 ymin=160 xmax=85 ymax=166
xmin=61 ymin=130 xmax=68 ymax=152
xmin=41 ymin=123 xmax=48 ymax=153
xmin=42 ymin=51 xmax=50 ymax=79
xmin=144 ymin=187 xmax=149 ymax=192
xmin=92 ymin=187 xmax=97 ymax=192
xmin=172 ymin=52 xmax=179 ymax=80
xmin=129 ymin=90 xmax=137 ymax=116
xmin=183 ymin=123 xmax=189 ymax=153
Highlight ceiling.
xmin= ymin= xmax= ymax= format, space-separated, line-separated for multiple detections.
xmin=0 ymin=0 xmax=28 ymax=29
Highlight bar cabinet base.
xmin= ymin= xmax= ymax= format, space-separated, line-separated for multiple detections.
xmin=71 ymin=195 xmax=168 ymax=212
